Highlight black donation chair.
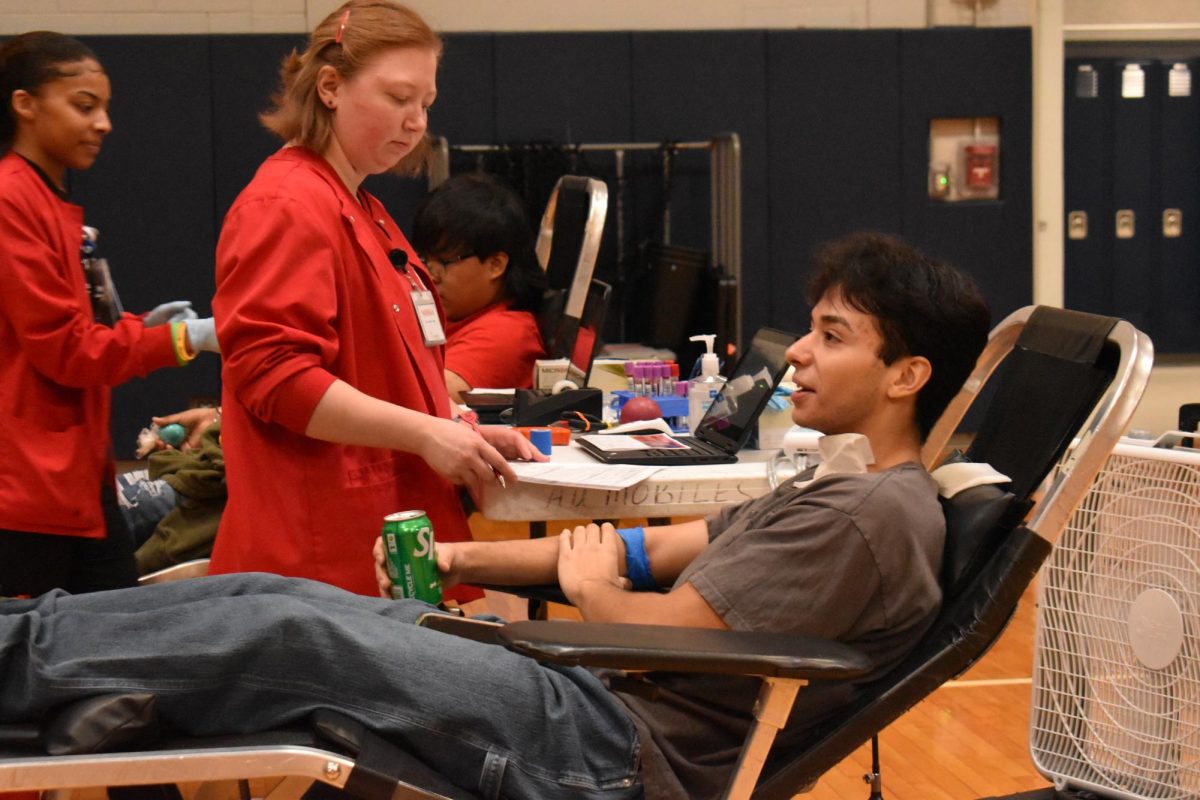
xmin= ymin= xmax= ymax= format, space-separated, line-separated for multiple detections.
xmin=0 ymin=307 xmax=1153 ymax=800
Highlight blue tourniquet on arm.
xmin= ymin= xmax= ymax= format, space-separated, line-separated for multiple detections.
xmin=616 ymin=526 xmax=657 ymax=590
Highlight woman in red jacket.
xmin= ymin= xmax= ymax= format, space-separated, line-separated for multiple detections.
xmin=0 ymin=32 xmax=220 ymax=597
xmin=210 ymin=0 xmax=540 ymax=600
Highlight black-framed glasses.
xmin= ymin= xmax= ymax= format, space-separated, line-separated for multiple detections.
xmin=420 ymin=252 xmax=475 ymax=277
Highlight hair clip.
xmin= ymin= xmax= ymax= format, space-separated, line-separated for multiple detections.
xmin=335 ymin=8 xmax=351 ymax=44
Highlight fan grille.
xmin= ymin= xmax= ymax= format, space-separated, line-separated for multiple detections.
xmin=1031 ymin=450 xmax=1200 ymax=799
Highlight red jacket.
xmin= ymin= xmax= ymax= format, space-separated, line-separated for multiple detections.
xmin=445 ymin=301 xmax=545 ymax=389
xmin=0 ymin=152 xmax=177 ymax=538
xmin=210 ymin=147 xmax=474 ymax=598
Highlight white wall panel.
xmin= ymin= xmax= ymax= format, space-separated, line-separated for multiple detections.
xmin=9 ymin=0 xmax=1200 ymax=36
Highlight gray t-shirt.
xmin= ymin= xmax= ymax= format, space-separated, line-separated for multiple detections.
xmin=610 ymin=463 xmax=945 ymax=800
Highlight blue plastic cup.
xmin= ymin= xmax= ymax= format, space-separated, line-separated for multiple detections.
xmin=529 ymin=428 xmax=553 ymax=457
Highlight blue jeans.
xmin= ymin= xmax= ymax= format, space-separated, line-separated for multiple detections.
xmin=0 ymin=574 xmax=643 ymax=799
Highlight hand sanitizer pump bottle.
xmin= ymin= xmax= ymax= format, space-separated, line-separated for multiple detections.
xmin=687 ymin=334 xmax=726 ymax=433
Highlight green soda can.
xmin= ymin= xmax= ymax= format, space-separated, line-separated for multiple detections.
xmin=381 ymin=510 xmax=442 ymax=604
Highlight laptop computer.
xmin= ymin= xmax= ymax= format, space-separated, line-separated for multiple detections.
xmin=576 ymin=326 xmax=795 ymax=466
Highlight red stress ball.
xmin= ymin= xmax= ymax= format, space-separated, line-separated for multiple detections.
xmin=619 ymin=396 xmax=662 ymax=424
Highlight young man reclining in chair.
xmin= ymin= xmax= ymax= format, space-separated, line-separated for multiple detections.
xmin=0 ymin=232 xmax=990 ymax=800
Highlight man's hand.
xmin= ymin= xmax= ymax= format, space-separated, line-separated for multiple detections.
xmin=433 ymin=541 xmax=464 ymax=589
xmin=554 ymin=522 xmax=727 ymax=629
xmin=557 ymin=523 xmax=631 ymax=606
xmin=374 ymin=536 xmax=465 ymax=598
xmin=373 ymin=536 xmax=391 ymax=598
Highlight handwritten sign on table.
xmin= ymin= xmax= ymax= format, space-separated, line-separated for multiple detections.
xmin=540 ymin=480 xmax=761 ymax=512
xmin=509 ymin=462 xmax=661 ymax=491
xmin=483 ymin=453 xmax=772 ymax=520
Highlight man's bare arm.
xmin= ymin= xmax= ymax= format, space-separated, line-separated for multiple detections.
xmin=638 ymin=519 xmax=710 ymax=586
xmin=557 ymin=523 xmax=727 ymax=629
xmin=374 ymin=536 xmax=559 ymax=597
xmin=374 ymin=519 xmax=711 ymax=602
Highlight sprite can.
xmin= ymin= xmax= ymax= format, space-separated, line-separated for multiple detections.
xmin=381 ymin=510 xmax=442 ymax=604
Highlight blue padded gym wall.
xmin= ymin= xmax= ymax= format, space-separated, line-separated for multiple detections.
xmin=899 ymin=27 xmax=1033 ymax=323
xmin=68 ymin=35 xmax=221 ymax=459
xmin=766 ymin=30 xmax=904 ymax=331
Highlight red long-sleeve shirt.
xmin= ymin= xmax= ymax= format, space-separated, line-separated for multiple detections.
xmin=0 ymin=152 xmax=176 ymax=538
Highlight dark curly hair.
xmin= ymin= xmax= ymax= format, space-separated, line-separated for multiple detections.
xmin=806 ymin=232 xmax=991 ymax=440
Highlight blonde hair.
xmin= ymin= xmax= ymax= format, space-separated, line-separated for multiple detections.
xmin=259 ymin=0 xmax=441 ymax=176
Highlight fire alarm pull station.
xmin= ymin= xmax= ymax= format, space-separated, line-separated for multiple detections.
xmin=963 ymin=144 xmax=998 ymax=194
xmin=928 ymin=117 xmax=1000 ymax=202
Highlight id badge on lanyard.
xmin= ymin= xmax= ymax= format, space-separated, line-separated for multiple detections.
xmin=411 ymin=290 xmax=446 ymax=345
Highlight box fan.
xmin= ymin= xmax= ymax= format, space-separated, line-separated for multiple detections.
xmin=1031 ymin=434 xmax=1200 ymax=799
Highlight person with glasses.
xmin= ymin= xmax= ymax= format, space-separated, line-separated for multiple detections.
xmin=412 ymin=172 xmax=548 ymax=403
xmin=206 ymin=0 xmax=542 ymax=602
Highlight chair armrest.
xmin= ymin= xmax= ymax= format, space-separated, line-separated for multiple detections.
xmin=497 ymin=620 xmax=873 ymax=680
xmin=416 ymin=612 xmax=503 ymax=645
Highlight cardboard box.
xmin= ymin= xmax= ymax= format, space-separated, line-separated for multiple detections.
xmin=534 ymin=358 xmax=571 ymax=390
